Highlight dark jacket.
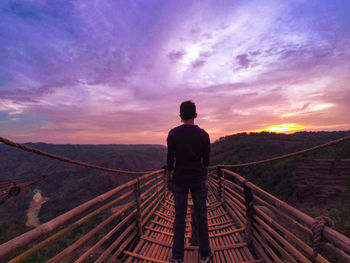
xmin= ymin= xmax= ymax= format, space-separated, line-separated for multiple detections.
xmin=167 ymin=124 xmax=210 ymax=184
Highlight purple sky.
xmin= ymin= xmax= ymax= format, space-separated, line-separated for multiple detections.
xmin=0 ymin=0 xmax=350 ymax=144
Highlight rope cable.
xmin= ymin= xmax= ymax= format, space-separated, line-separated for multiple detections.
xmin=0 ymin=137 xmax=156 ymax=175
xmin=0 ymin=172 xmax=53 ymax=206
xmin=1 ymin=133 xmax=350 ymax=176
xmin=220 ymin=133 xmax=350 ymax=168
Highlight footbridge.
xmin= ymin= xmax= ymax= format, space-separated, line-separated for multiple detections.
xmin=0 ymin=136 xmax=350 ymax=262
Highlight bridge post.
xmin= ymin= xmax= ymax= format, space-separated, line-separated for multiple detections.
xmin=156 ymin=175 xmax=160 ymax=202
xmin=217 ymin=166 xmax=224 ymax=202
xmin=162 ymin=167 xmax=167 ymax=201
xmin=134 ymin=178 xmax=143 ymax=237
xmin=243 ymin=179 xmax=254 ymax=248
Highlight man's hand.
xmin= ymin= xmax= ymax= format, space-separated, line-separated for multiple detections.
xmin=167 ymin=181 xmax=173 ymax=192
xmin=166 ymin=170 xmax=173 ymax=192
xmin=204 ymin=166 xmax=209 ymax=177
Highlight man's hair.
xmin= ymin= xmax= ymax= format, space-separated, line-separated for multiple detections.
xmin=180 ymin=100 xmax=197 ymax=120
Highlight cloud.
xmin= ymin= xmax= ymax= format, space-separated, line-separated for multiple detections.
xmin=1 ymin=0 xmax=350 ymax=143
xmin=167 ymin=50 xmax=186 ymax=63
xmin=235 ymin=54 xmax=251 ymax=69
xmin=192 ymin=59 xmax=206 ymax=68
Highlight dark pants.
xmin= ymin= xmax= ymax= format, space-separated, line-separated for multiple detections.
xmin=172 ymin=180 xmax=211 ymax=259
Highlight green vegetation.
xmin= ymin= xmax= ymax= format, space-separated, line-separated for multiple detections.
xmin=211 ymin=130 xmax=350 ymax=236
xmin=0 ymin=130 xmax=349 ymax=260
xmin=0 ymin=143 xmax=166 ymax=244
xmin=328 ymin=208 xmax=341 ymax=218
xmin=26 ymin=256 xmax=49 ymax=263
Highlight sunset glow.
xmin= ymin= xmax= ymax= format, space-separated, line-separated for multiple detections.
xmin=0 ymin=1 xmax=350 ymax=144
xmin=257 ymin=123 xmax=307 ymax=133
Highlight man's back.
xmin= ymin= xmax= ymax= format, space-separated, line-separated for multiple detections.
xmin=167 ymin=100 xmax=212 ymax=263
xmin=167 ymin=124 xmax=210 ymax=184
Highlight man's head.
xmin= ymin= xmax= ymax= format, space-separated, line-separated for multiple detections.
xmin=180 ymin=100 xmax=197 ymax=121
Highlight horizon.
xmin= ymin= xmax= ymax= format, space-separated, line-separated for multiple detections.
xmin=1 ymin=1 xmax=350 ymax=144
xmin=4 ymin=129 xmax=349 ymax=146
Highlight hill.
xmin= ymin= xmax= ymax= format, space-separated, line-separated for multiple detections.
xmin=1 ymin=130 xmax=349 ymax=244
xmin=211 ymin=130 xmax=350 ymax=165
xmin=0 ymin=143 xmax=166 ymax=243
xmin=211 ymin=131 xmax=350 ymax=236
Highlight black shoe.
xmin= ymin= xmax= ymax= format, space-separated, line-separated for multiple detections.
xmin=170 ymin=251 xmax=184 ymax=263
xmin=199 ymin=247 xmax=213 ymax=263
xmin=171 ymin=258 xmax=184 ymax=263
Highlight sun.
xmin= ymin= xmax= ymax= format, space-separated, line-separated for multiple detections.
xmin=259 ymin=123 xmax=306 ymax=133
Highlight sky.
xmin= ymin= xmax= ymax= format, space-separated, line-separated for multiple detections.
xmin=0 ymin=0 xmax=350 ymax=144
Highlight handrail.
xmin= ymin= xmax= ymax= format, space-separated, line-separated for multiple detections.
xmin=1 ymin=165 xmax=349 ymax=262
xmin=221 ymin=168 xmax=350 ymax=255
xmin=209 ymin=170 xmax=350 ymax=262
xmin=47 ymin=200 xmax=136 ymax=263
xmin=0 ymin=136 xmax=156 ymax=174
xmin=0 ymin=169 xmax=163 ymax=261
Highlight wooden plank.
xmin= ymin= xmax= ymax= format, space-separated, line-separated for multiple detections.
xmin=124 ymin=250 xmax=168 ymax=263
xmin=141 ymin=235 xmax=249 ymax=251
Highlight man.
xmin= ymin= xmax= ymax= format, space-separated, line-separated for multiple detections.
xmin=166 ymin=100 xmax=212 ymax=263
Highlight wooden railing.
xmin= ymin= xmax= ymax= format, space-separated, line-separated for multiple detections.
xmin=1 ymin=167 xmax=350 ymax=262
xmin=0 ymin=169 xmax=165 ymax=263
xmin=209 ymin=167 xmax=350 ymax=263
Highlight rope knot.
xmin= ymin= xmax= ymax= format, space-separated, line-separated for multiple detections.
xmin=311 ymin=216 xmax=334 ymax=261
xmin=242 ymin=179 xmax=249 ymax=186
xmin=9 ymin=186 xmax=21 ymax=197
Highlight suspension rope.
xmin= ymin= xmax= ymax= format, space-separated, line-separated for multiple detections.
xmin=0 ymin=174 xmax=49 ymax=186
xmin=0 ymin=172 xmax=54 ymax=205
xmin=1 ymin=133 xmax=350 ymax=177
xmin=0 ymin=137 xmax=156 ymax=175
xmin=311 ymin=216 xmax=334 ymax=262
xmin=220 ymin=133 xmax=350 ymax=168
xmin=0 ymin=174 xmax=49 ymax=192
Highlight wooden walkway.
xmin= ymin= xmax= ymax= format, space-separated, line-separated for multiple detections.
xmin=1 ymin=135 xmax=350 ymax=262
xmin=123 ymin=185 xmax=263 ymax=263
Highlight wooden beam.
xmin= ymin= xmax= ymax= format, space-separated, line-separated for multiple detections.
xmin=124 ymin=250 xmax=168 ymax=263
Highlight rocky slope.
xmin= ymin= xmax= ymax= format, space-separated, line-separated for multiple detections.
xmin=0 ymin=143 xmax=166 ymax=243
xmin=292 ymin=159 xmax=350 ymax=201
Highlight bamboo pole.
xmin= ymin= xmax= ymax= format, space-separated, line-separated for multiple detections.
xmin=254 ymin=215 xmax=311 ymax=262
xmin=224 ymin=194 xmax=246 ymax=220
xmin=0 ymin=169 xmax=162 ymax=261
xmin=75 ymin=213 xmax=136 ymax=263
xmin=85 ymin=187 xmax=160 ymax=263
xmin=142 ymin=190 xmax=163 ymax=225
xmin=243 ymin=180 xmax=254 ymax=248
xmin=252 ymin=237 xmax=273 ymax=263
xmin=214 ymin=177 xmax=246 ymax=212
xmin=217 ymin=166 xmax=224 ymax=202
xmin=255 ymin=206 xmax=329 ymax=263
xmin=252 ymin=192 xmax=312 ymax=238
xmin=223 ymin=178 xmax=245 ymax=201
xmin=8 ymin=187 xmax=136 ymax=263
xmin=134 ymin=178 xmax=143 ymax=237
xmin=321 ymin=242 xmax=350 ymax=263
xmin=141 ymin=186 xmax=164 ymax=214
xmin=123 ymin=251 xmax=168 ymax=263
xmin=140 ymin=179 xmax=163 ymax=200
xmin=48 ymin=200 xmax=136 ymax=263
xmin=254 ymin=222 xmax=298 ymax=263
xmin=222 ymin=168 xmax=350 ymax=254
xmin=139 ymin=174 xmax=163 ymax=193
xmin=104 ymin=228 xmax=137 ymax=263
xmin=223 ymin=199 xmax=245 ymax=227
xmin=222 ymin=184 xmax=246 ymax=215
xmin=253 ymin=229 xmax=283 ymax=263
